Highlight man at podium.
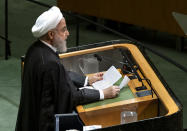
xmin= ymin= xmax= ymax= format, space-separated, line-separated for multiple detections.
xmin=15 ymin=6 xmax=120 ymax=131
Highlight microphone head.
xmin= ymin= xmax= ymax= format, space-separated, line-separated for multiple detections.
xmin=94 ymin=54 xmax=102 ymax=62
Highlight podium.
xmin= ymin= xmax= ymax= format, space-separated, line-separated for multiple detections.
xmin=59 ymin=41 xmax=182 ymax=130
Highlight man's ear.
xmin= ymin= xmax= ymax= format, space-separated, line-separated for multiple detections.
xmin=48 ymin=31 xmax=55 ymax=40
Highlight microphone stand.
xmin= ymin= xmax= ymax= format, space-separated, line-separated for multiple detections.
xmin=94 ymin=53 xmax=154 ymax=98
xmin=119 ymin=49 xmax=154 ymax=98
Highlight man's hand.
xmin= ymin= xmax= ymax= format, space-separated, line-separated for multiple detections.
xmin=88 ymin=72 xmax=104 ymax=85
xmin=103 ymin=86 xmax=120 ymax=99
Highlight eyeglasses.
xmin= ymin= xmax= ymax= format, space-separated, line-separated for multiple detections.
xmin=52 ymin=26 xmax=69 ymax=35
xmin=61 ymin=26 xmax=68 ymax=33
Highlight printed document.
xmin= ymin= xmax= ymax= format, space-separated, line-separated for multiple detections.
xmin=92 ymin=66 xmax=130 ymax=90
xmin=92 ymin=66 xmax=122 ymax=90
xmin=119 ymin=75 xmax=130 ymax=89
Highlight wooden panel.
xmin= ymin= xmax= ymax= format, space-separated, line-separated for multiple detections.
xmin=77 ymin=96 xmax=157 ymax=127
xmin=58 ymin=0 xmax=187 ymax=36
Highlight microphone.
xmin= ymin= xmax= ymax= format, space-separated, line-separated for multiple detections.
xmin=119 ymin=49 xmax=155 ymax=94
xmin=119 ymin=49 xmax=142 ymax=82
xmin=94 ymin=54 xmax=102 ymax=62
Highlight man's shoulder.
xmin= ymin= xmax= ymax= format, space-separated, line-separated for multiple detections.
xmin=25 ymin=40 xmax=60 ymax=67
xmin=26 ymin=40 xmax=42 ymax=55
xmin=26 ymin=40 xmax=57 ymax=58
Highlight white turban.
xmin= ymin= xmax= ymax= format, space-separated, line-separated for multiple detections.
xmin=31 ymin=6 xmax=63 ymax=38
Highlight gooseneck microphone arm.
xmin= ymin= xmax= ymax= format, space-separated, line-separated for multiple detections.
xmin=119 ymin=49 xmax=142 ymax=82
xmin=119 ymin=49 xmax=155 ymax=97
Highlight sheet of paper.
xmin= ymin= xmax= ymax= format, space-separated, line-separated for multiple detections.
xmin=92 ymin=66 xmax=122 ymax=90
xmin=119 ymin=75 xmax=130 ymax=89
xmin=92 ymin=80 xmax=113 ymax=90
xmin=103 ymin=66 xmax=122 ymax=84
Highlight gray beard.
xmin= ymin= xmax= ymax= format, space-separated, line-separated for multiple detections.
xmin=53 ymin=36 xmax=67 ymax=53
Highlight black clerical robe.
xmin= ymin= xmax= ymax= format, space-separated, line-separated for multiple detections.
xmin=15 ymin=40 xmax=100 ymax=131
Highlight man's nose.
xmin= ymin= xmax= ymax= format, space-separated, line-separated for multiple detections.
xmin=66 ymin=30 xmax=70 ymax=36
